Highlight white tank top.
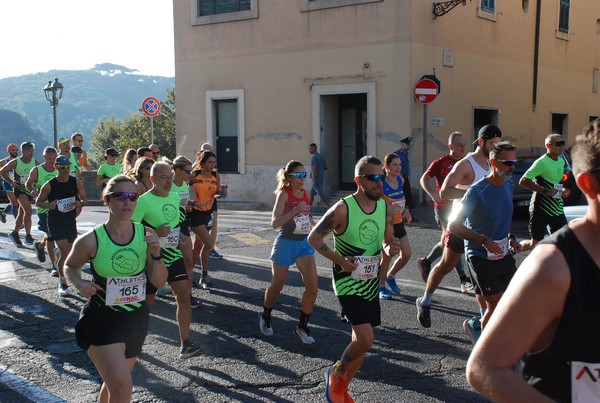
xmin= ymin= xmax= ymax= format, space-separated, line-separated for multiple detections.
xmin=453 ymin=154 xmax=491 ymax=208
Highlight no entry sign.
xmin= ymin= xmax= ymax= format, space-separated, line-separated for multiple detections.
xmin=414 ymin=77 xmax=440 ymax=104
xmin=142 ymin=97 xmax=161 ymax=117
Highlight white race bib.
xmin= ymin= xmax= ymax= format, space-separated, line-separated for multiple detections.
xmin=18 ymin=174 xmax=28 ymax=184
xmin=571 ymin=361 xmax=600 ymax=402
xmin=392 ymin=200 xmax=406 ymax=213
xmin=553 ymin=184 xmax=564 ymax=199
xmin=486 ymin=237 xmax=509 ymax=260
xmin=56 ymin=196 xmax=76 ymax=213
xmin=159 ymin=227 xmax=180 ymax=248
xmin=105 ymin=272 xmax=146 ymax=306
xmin=179 ymin=191 xmax=189 ymax=207
xmin=351 ymin=255 xmax=380 ymax=281
xmin=293 ymin=214 xmax=311 ymax=235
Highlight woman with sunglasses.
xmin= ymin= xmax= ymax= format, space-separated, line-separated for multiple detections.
xmin=131 ymin=157 xmax=154 ymax=196
xmin=65 ymin=175 xmax=167 ymax=403
xmin=96 ymin=148 xmax=121 ymax=189
xmin=378 ymin=153 xmax=412 ymax=299
xmin=121 ymin=148 xmax=138 ymax=175
xmin=189 ymin=151 xmax=221 ymax=288
xmin=171 ymin=156 xmax=202 ymax=309
xmin=259 ymin=160 xmax=318 ymax=344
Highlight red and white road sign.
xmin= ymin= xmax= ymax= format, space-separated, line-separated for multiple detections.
xmin=142 ymin=97 xmax=161 ymax=117
xmin=414 ymin=78 xmax=439 ymax=104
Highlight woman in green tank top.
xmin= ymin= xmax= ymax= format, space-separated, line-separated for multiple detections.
xmin=65 ymin=175 xmax=167 ymax=402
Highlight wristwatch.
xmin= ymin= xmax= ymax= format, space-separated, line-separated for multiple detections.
xmin=150 ymin=253 xmax=164 ymax=261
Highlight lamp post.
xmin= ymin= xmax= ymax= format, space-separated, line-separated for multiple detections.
xmin=43 ymin=78 xmax=64 ymax=147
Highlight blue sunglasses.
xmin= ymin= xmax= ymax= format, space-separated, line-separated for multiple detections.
xmin=358 ymin=174 xmax=386 ymax=182
xmin=495 ymin=159 xmax=518 ymax=167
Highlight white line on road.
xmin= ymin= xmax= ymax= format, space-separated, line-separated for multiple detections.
xmin=0 ymin=365 xmax=66 ymax=403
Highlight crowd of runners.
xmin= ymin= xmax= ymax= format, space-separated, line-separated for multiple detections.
xmin=2 ymin=120 xmax=599 ymax=402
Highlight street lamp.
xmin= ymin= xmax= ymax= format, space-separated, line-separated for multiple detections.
xmin=43 ymin=78 xmax=64 ymax=147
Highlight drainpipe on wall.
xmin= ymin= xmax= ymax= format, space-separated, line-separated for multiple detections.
xmin=532 ymin=0 xmax=542 ymax=111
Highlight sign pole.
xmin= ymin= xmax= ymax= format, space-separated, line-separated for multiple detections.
xmin=421 ymin=104 xmax=428 ymax=205
xmin=150 ymin=117 xmax=154 ymax=144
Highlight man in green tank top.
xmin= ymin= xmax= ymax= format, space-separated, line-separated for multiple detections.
xmin=309 ymin=155 xmax=399 ymax=403
xmin=0 ymin=141 xmax=38 ymax=246
xmin=519 ymin=134 xmax=571 ymax=251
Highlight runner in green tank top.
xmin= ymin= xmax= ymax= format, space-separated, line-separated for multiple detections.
xmin=25 ymin=146 xmax=59 ymax=267
xmin=131 ymin=162 xmax=203 ymax=359
xmin=65 ymin=175 xmax=167 ymax=403
xmin=309 ymin=155 xmax=400 ymax=403
xmin=519 ymin=134 xmax=572 ymax=251
xmin=0 ymin=141 xmax=38 ymax=247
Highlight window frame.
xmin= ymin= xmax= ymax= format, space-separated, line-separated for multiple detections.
xmin=191 ymin=0 xmax=258 ymax=26
xmin=480 ymin=0 xmax=495 ymax=13
xmin=558 ymin=0 xmax=570 ymax=34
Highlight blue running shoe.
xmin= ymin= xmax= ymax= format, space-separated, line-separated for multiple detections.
xmin=464 ymin=316 xmax=482 ymax=345
xmin=379 ymin=285 xmax=392 ymax=300
xmin=385 ymin=276 xmax=401 ymax=295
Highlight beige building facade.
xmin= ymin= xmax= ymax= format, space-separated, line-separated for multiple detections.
xmin=174 ymin=0 xmax=600 ymax=205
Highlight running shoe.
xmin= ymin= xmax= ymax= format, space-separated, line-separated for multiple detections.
xmin=294 ymin=326 xmax=315 ymax=344
xmin=416 ymin=297 xmax=432 ymax=328
xmin=200 ymin=273 xmax=212 ymax=289
xmin=0 ymin=211 xmax=6 ymax=223
xmin=379 ymin=285 xmax=392 ymax=300
xmin=460 ymin=278 xmax=474 ymax=293
xmin=34 ymin=241 xmax=46 ymax=263
xmin=179 ymin=339 xmax=204 ymax=359
xmin=190 ymin=295 xmax=202 ymax=309
xmin=156 ymin=285 xmax=173 ymax=296
xmin=8 ymin=230 xmax=22 ymax=247
xmin=209 ymin=249 xmax=223 ymax=259
xmin=464 ymin=316 xmax=482 ymax=345
xmin=58 ymin=283 xmax=71 ymax=297
xmin=417 ymin=258 xmax=431 ymax=283
xmin=325 ymin=365 xmax=352 ymax=403
xmin=24 ymin=234 xmax=34 ymax=245
xmin=385 ymin=276 xmax=401 ymax=295
xmin=50 ymin=267 xmax=59 ymax=277
xmin=259 ymin=313 xmax=273 ymax=336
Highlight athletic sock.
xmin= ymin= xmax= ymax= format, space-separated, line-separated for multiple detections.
xmin=263 ymin=306 xmax=272 ymax=321
xmin=298 ymin=310 xmax=311 ymax=328
xmin=421 ymin=291 xmax=433 ymax=306
xmin=426 ymin=242 xmax=443 ymax=263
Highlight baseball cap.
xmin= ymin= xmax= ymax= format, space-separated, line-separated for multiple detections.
xmin=71 ymin=146 xmax=83 ymax=154
xmin=400 ymin=137 xmax=411 ymax=145
xmin=105 ymin=148 xmax=119 ymax=156
xmin=473 ymin=124 xmax=502 ymax=144
xmin=56 ymin=155 xmax=71 ymax=166
xmin=58 ymin=137 xmax=70 ymax=146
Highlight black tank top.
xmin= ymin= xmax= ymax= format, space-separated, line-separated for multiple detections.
xmin=48 ymin=176 xmax=78 ymax=222
xmin=522 ymin=225 xmax=600 ymax=402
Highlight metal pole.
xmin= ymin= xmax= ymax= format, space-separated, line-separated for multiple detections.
xmin=150 ymin=117 xmax=154 ymax=144
xmin=421 ymin=104 xmax=429 ymax=205
xmin=52 ymin=95 xmax=58 ymax=147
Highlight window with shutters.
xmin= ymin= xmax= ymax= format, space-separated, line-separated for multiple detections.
xmin=192 ymin=0 xmax=257 ymax=26
xmin=558 ymin=0 xmax=570 ymax=33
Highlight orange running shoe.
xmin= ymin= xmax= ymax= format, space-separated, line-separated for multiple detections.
xmin=325 ymin=365 xmax=351 ymax=403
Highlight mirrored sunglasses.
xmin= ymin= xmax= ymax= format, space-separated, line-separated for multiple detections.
xmin=358 ymin=173 xmax=386 ymax=182
xmin=552 ymin=141 xmax=565 ymax=146
xmin=107 ymin=192 xmax=139 ymax=202
xmin=56 ymin=165 xmax=71 ymax=170
xmin=495 ymin=159 xmax=518 ymax=167
xmin=289 ymin=172 xmax=307 ymax=179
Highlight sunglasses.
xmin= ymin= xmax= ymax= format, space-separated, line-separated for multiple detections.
xmin=108 ymin=154 xmax=119 ymax=157
xmin=289 ymin=172 xmax=307 ymax=179
xmin=107 ymin=192 xmax=139 ymax=202
xmin=56 ymin=165 xmax=71 ymax=170
xmin=552 ymin=141 xmax=565 ymax=146
xmin=177 ymin=168 xmax=192 ymax=174
xmin=358 ymin=173 xmax=386 ymax=182
xmin=495 ymin=159 xmax=518 ymax=167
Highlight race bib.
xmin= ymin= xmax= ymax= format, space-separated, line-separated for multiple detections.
xmin=18 ymin=174 xmax=28 ymax=184
xmin=571 ymin=361 xmax=600 ymax=402
xmin=57 ymin=196 xmax=76 ymax=213
xmin=293 ymin=214 xmax=311 ymax=235
xmin=159 ymin=227 xmax=180 ymax=248
xmin=486 ymin=237 xmax=509 ymax=260
xmin=351 ymin=255 xmax=380 ymax=281
xmin=553 ymin=184 xmax=563 ymax=199
xmin=392 ymin=200 xmax=406 ymax=213
xmin=179 ymin=191 xmax=189 ymax=207
xmin=105 ymin=272 xmax=146 ymax=306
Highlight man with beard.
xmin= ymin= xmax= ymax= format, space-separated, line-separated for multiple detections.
xmin=0 ymin=143 xmax=19 ymax=222
xmin=308 ymin=156 xmax=399 ymax=403
xmin=448 ymin=142 xmax=522 ymax=330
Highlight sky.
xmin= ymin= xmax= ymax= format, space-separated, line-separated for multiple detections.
xmin=0 ymin=0 xmax=175 ymax=79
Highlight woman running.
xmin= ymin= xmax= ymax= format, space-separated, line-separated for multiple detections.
xmin=378 ymin=153 xmax=412 ymax=299
xmin=121 ymin=148 xmax=138 ymax=175
xmin=65 ymin=175 xmax=167 ymax=402
xmin=259 ymin=160 xmax=318 ymax=344
xmin=131 ymin=157 xmax=154 ymax=196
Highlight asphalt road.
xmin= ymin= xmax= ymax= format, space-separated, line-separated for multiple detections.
xmin=0 ymin=204 xmax=532 ymax=402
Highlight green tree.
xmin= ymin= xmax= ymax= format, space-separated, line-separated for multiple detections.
xmin=88 ymin=88 xmax=175 ymax=169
